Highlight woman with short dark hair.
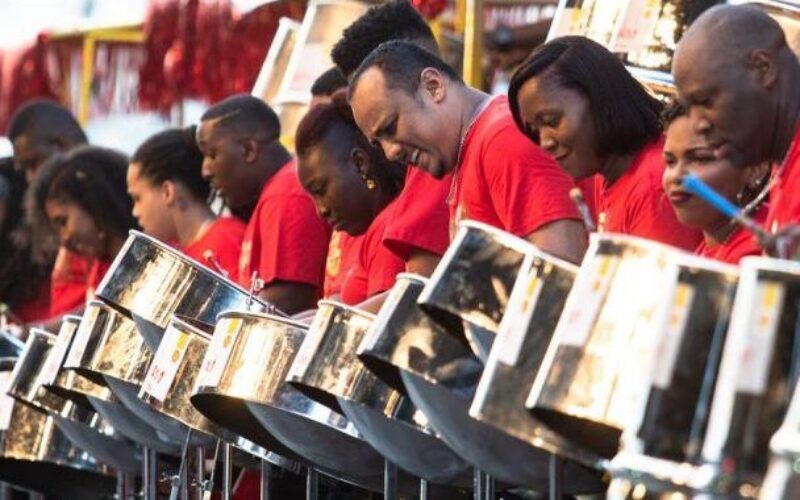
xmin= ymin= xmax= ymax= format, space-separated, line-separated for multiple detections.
xmin=295 ymin=95 xmax=406 ymax=305
xmin=127 ymin=126 xmax=245 ymax=277
xmin=509 ymin=36 xmax=701 ymax=250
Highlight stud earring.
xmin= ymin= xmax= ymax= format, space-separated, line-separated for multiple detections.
xmin=361 ymin=174 xmax=376 ymax=190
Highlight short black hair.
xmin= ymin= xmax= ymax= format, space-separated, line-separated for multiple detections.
xmin=349 ymin=40 xmax=462 ymax=99
xmin=7 ymin=99 xmax=87 ymax=146
xmin=331 ymin=0 xmax=437 ymax=78
xmin=661 ymin=99 xmax=688 ymax=127
xmin=295 ymin=95 xmax=405 ymax=199
xmin=200 ymin=94 xmax=281 ymax=139
xmin=311 ymin=67 xmax=348 ymax=97
xmin=132 ymin=126 xmax=210 ymax=202
xmin=508 ymin=36 xmax=663 ymax=158
xmin=36 ymin=146 xmax=137 ymax=242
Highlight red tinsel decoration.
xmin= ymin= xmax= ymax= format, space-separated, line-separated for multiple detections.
xmin=412 ymin=0 xmax=447 ymax=20
xmin=1 ymin=35 xmax=60 ymax=132
xmin=138 ymin=0 xmax=305 ymax=112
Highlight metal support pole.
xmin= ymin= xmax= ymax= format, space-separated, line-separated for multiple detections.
xmin=0 ymin=483 xmax=10 ymax=500
xmin=384 ymin=460 xmax=398 ymax=500
xmin=305 ymin=468 xmax=319 ymax=500
xmin=143 ymin=447 xmax=158 ymax=500
xmin=223 ymin=443 xmax=234 ymax=500
xmin=473 ymin=469 xmax=486 ymax=500
xmin=194 ymin=446 xmax=205 ymax=500
xmin=419 ymin=479 xmax=428 ymax=500
xmin=485 ymin=474 xmax=495 ymax=500
xmin=116 ymin=471 xmax=133 ymax=500
xmin=260 ymin=460 xmax=273 ymax=500
xmin=28 ymin=493 xmax=44 ymax=500
xmin=549 ymin=454 xmax=564 ymax=500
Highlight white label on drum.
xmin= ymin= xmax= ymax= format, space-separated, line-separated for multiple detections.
xmin=65 ymin=307 xmax=100 ymax=368
xmin=291 ymin=307 xmax=333 ymax=374
xmin=39 ymin=323 xmax=76 ymax=386
xmin=555 ymin=254 xmax=619 ymax=347
xmin=736 ymin=281 xmax=785 ymax=395
xmin=142 ymin=324 xmax=190 ymax=403
xmin=653 ymin=283 xmax=695 ymax=389
xmin=495 ymin=268 xmax=543 ymax=366
xmin=196 ymin=317 xmax=243 ymax=390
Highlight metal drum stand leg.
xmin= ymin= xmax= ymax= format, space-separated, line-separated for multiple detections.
xmin=305 ymin=468 xmax=319 ymax=500
xmin=223 ymin=442 xmax=234 ymax=500
xmin=143 ymin=447 xmax=158 ymax=500
xmin=194 ymin=446 xmax=205 ymax=500
xmin=260 ymin=460 xmax=274 ymax=500
xmin=384 ymin=460 xmax=398 ymax=500
xmin=419 ymin=479 xmax=428 ymax=500
xmin=549 ymin=454 xmax=563 ymax=500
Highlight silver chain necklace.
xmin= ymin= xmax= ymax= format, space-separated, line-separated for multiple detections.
xmin=446 ymin=95 xmax=494 ymax=206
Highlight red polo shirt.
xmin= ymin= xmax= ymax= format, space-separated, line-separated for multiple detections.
xmin=449 ymin=96 xmax=580 ymax=238
xmin=695 ymin=204 xmax=768 ymax=264
xmin=340 ymin=200 xmax=406 ymax=305
xmin=237 ymin=159 xmax=331 ymax=292
xmin=50 ymin=248 xmax=91 ymax=317
xmin=323 ymin=231 xmax=360 ymax=298
xmin=382 ymin=167 xmax=452 ymax=260
xmin=766 ymin=125 xmax=800 ymax=233
xmin=86 ymin=260 xmax=111 ymax=300
xmin=182 ymin=217 xmax=246 ymax=278
xmin=593 ymin=139 xmax=702 ymax=251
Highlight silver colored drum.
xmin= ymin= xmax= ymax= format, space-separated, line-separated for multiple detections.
xmin=95 ymin=230 xmax=272 ymax=351
xmin=527 ymin=234 xmax=732 ymax=458
xmin=190 ymin=310 xmax=386 ymax=490
xmin=287 ymin=301 xmax=472 ymax=488
xmin=419 ymin=220 xmax=538 ymax=361
xmin=0 ymin=358 xmax=115 ymax=498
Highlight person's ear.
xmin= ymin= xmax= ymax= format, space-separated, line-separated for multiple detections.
xmin=161 ymin=180 xmax=177 ymax=205
xmin=351 ymin=147 xmax=373 ymax=186
xmin=242 ymin=137 xmax=259 ymax=164
xmin=749 ymin=49 xmax=778 ymax=88
xmin=419 ymin=67 xmax=447 ymax=103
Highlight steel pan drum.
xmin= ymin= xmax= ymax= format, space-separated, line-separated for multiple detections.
xmin=418 ymin=220 xmax=536 ymax=361
xmin=287 ymin=301 xmax=472 ymax=488
xmin=527 ymin=234 xmax=736 ymax=459
xmin=358 ymin=273 xmax=477 ymax=396
xmin=95 ymin=230 xmax=272 ymax=351
xmin=689 ymin=256 xmax=800 ymax=496
xmin=139 ymin=315 xmax=236 ymax=447
xmin=467 ymin=247 xmax=604 ymax=478
xmin=0 ymin=359 xmax=115 ymax=498
xmin=6 ymin=330 xmax=140 ymax=474
xmin=198 ymin=311 xmax=384 ymax=490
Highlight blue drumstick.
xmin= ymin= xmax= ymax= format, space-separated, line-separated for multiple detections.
xmin=681 ymin=173 xmax=770 ymax=242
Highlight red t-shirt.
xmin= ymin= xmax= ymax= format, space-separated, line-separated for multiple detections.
xmin=323 ymin=230 xmax=361 ymax=298
xmin=50 ymin=248 xmax=91 ymax=317
xmin=593 ymin=139 xmax=702 ymax=251
xmin=340 ymin=200 xmax=406 ymax=305
xmin=766 ymin=124 xmax=800 ymax=233
xmin=449 ymin=96 xmax=580 ymax=238
xmin=382 ymin=167 xmax=452 ymax=260
xmin=695 ymin=204 xmax=768 ymax=264
xmin=86 ymin=260 xmax=111 ymax=300
xmin=237 ymin=159 xmax=331 ymax=291
xmin=16 ymin=280 xmax=51 ymax=324
xmin=182 ymin=217 xmax=246 ymax=278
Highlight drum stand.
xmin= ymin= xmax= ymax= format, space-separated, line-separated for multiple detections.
xmin=306 ymin=468 xmax=319 ymax=500
xmin=473 ymin=469 xmax=494 ymax=500
xmin=143 ymin=447 xmax=158 ymax=500
xmin=549 ymin=454 xmax=563 ymax=500
xmin=384 ymin=460 xmax=398 ymax=500
xmin=260 ymin=460 xmax=273 ymax=500
xmin=116 ymin=471 xmax=134 ymax=500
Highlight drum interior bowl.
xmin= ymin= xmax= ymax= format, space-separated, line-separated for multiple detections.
xmin=94 ymin=230 xmax=269 ymax=351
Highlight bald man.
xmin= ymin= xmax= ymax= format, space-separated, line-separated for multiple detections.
xmin=672 ymin=5 xmax=800 ymax=253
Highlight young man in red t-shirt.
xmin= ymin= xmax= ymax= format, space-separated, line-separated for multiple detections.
xmin=197 ymin=95 xmax=330 ymax=314
xmin=673 ymin=5 xmax=800 ymax=253
xmin=349 ymin=41 xmax=586 ymax=263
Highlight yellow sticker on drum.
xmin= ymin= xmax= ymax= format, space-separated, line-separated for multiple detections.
xmin=736 ymin=281 xmax=785 ymax=395
xmin=652 ymin=283 xmax=695 ymax=389
xmin=196 ymin=317 xmax=243 ymax=390
xmin=142 ymin=324 xmax=190 ymax=403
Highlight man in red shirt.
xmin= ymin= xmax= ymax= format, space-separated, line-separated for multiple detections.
xmin=332 ymin=0 xmax=451 ymax=277
xmin=673 ymin=5 xmax=800 ymax=253
xmin=196 ymin=95 xmax=330 ymax=314
xmin=349 ymin=41 xmax=586 ymax=263
xmin=7 ymin=100 xmax=93 ymax=321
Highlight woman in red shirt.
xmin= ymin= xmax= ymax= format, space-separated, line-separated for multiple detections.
xmin=662 ymin=101 xmax=770 ymax=264
xmin=36 ymin=146 xmax=138 ymax=300
xmin=295 ymin=96 xmax=406 ymax=306
xmin=508 ymin=36 xmax=702 ymax=250
xmin=127 ymin=127 xmax=245 ymax=277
